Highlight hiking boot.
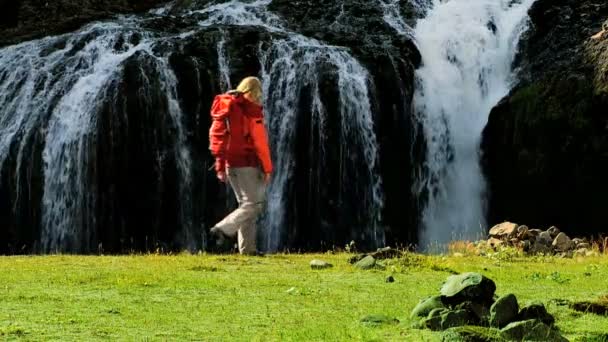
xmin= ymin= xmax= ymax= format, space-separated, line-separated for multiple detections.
xmin=209 ymin=227 xmax=228 ymax=243
xmin=209 ymin=227 xmax=234 ymax=253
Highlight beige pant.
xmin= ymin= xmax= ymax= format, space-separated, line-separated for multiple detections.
xmin=214 ymin=167 xmax=266 ymax=254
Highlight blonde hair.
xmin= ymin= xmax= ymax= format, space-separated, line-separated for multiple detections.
xmin=236 ymin=76 xmax=263 ymax=105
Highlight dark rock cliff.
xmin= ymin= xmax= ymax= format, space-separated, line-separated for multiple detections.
xmin=482 ymin=0 xmax=608 ymax=236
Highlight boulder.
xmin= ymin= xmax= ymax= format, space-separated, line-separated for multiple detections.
xmin=547 ymin=226 xmax=561 ymax=238
xmin=552 ymin=232 xmax=573 ymax=252
xmin=354 ymin=255 xmax=376 ymax=270
xmin=489 ymin=294 xmax=519 ymax=328
xmin=489 ymin=222 xmax=518 ymax=239
xmin=440 ymin=309 xmax=475 ymax=329
xmin=454 ymin=301 xmax=490 ymax=324
xmin=529 ymin=242 xmax=552 ymax=255
xmin=411 ymin=295 xmax=447 ymax=318
xmin=369 ymin=247 xmax=403 ymax=260
xmin=518 ymin=303 xmax=555 ymax=325
xmin=500 ymin=319 xmax=567 ymax=342
xmin=572 ymin=238 xmax=586 ymax=245
xmin=516 ymin=225 xmax=529 ymax=240
xmin=440 ymin=273 xmax=496 ymax=305
xmin=537 ymin=231 xmax=553 ymax=246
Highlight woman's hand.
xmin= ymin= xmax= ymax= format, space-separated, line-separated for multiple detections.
xmin=217 ymin=171 xmax=227 ymax=183
xmin=263 ymin=173 xmax=271 ymax=184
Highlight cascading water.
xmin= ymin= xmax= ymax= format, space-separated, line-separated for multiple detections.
xmin=412 ymin=0 xmax=536 ymax=248
xmin=0 ymin=20 xmax=196 ymax=252
xmin=0 ymin=0 xmax=387 ymax=253
xmin=194 ymin=0 xmax=385 ymax=251
xmin=379 ymin=0 xmax=413 ymax=37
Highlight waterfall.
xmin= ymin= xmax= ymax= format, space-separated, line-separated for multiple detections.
xmin=379 ymin=0 xmax=413 ymax=37
xmin=0 ymin=0 xmax=387 ymax=253
xmin=216 ymin=33 xmax=233 ymax=92
xmin=193 ymin=0 xmax=385 ymax=250
xmin=412 ymin=0 xmax=536 ymax=248
xmin=0 ymin=20 xmax=195 ymax=252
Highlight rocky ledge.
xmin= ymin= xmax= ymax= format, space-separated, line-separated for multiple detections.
xmin=482 ymin=0 xmax=608 ymax=237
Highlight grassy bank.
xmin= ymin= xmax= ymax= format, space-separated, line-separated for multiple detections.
xmin=1 ymin=252 xmax=607 ymax=341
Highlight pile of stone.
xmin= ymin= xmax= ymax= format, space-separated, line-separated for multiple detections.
xmin=411 ymin=272 xmax=567 ymax=341
xmin=348 ymin=247 xmax=403 ymax=270
xmin=484 ymin=221 xmax=595 ymax=256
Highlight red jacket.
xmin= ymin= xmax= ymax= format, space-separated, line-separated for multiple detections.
xmin=209 ymin=93 xmax=273 ymax=174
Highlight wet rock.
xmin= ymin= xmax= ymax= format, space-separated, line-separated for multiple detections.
xmin=576 ymin=242 xmax=590 ymax=249
xmin=528 ymin=229 xmax=542 ymax=238
xmin=489 ymin=294 xmax=519 ymax=328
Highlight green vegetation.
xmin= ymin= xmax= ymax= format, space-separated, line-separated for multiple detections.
xmin=1 ymin=253 xmax=607 ymax=341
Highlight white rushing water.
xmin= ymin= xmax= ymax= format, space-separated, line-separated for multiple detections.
xmin=0 ymin=20 xmax=195 ymax=252
xmin=379 ymin=0 xmax=413 ymax=37
xmin=412 ymin=0 xmax=536 ymax=248
xmin=194 ymin=0 xmax=385 ymax=251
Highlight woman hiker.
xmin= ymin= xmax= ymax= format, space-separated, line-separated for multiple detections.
xmin=208 ymin=76 xmax=273 ymax=255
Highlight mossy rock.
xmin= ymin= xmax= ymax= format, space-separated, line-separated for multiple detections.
xmin=411 ymin=295 xmax=447 ymax=319
xmin=442 ymin=326 xmax=503 ymax=342
xmin=454 ymin=301 xmax=490 ymax=325
xmin=490 ymin=294 xmax=519 ymax=328
xmin=441 ymin=309 xmax=476 ymax=330
xmin=518 ymin=303 xmax=555 ymax=325
xmin=354 ymin=256 xmax=377 ymax=270
xmin=440 ymin=273 xmax=496 ymax=304
xmin=500 ymin=319 xmax=567 ymax=342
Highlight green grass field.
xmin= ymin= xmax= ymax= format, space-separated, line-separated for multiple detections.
xmin=1 ymin=252 xmax=607 ymax=341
